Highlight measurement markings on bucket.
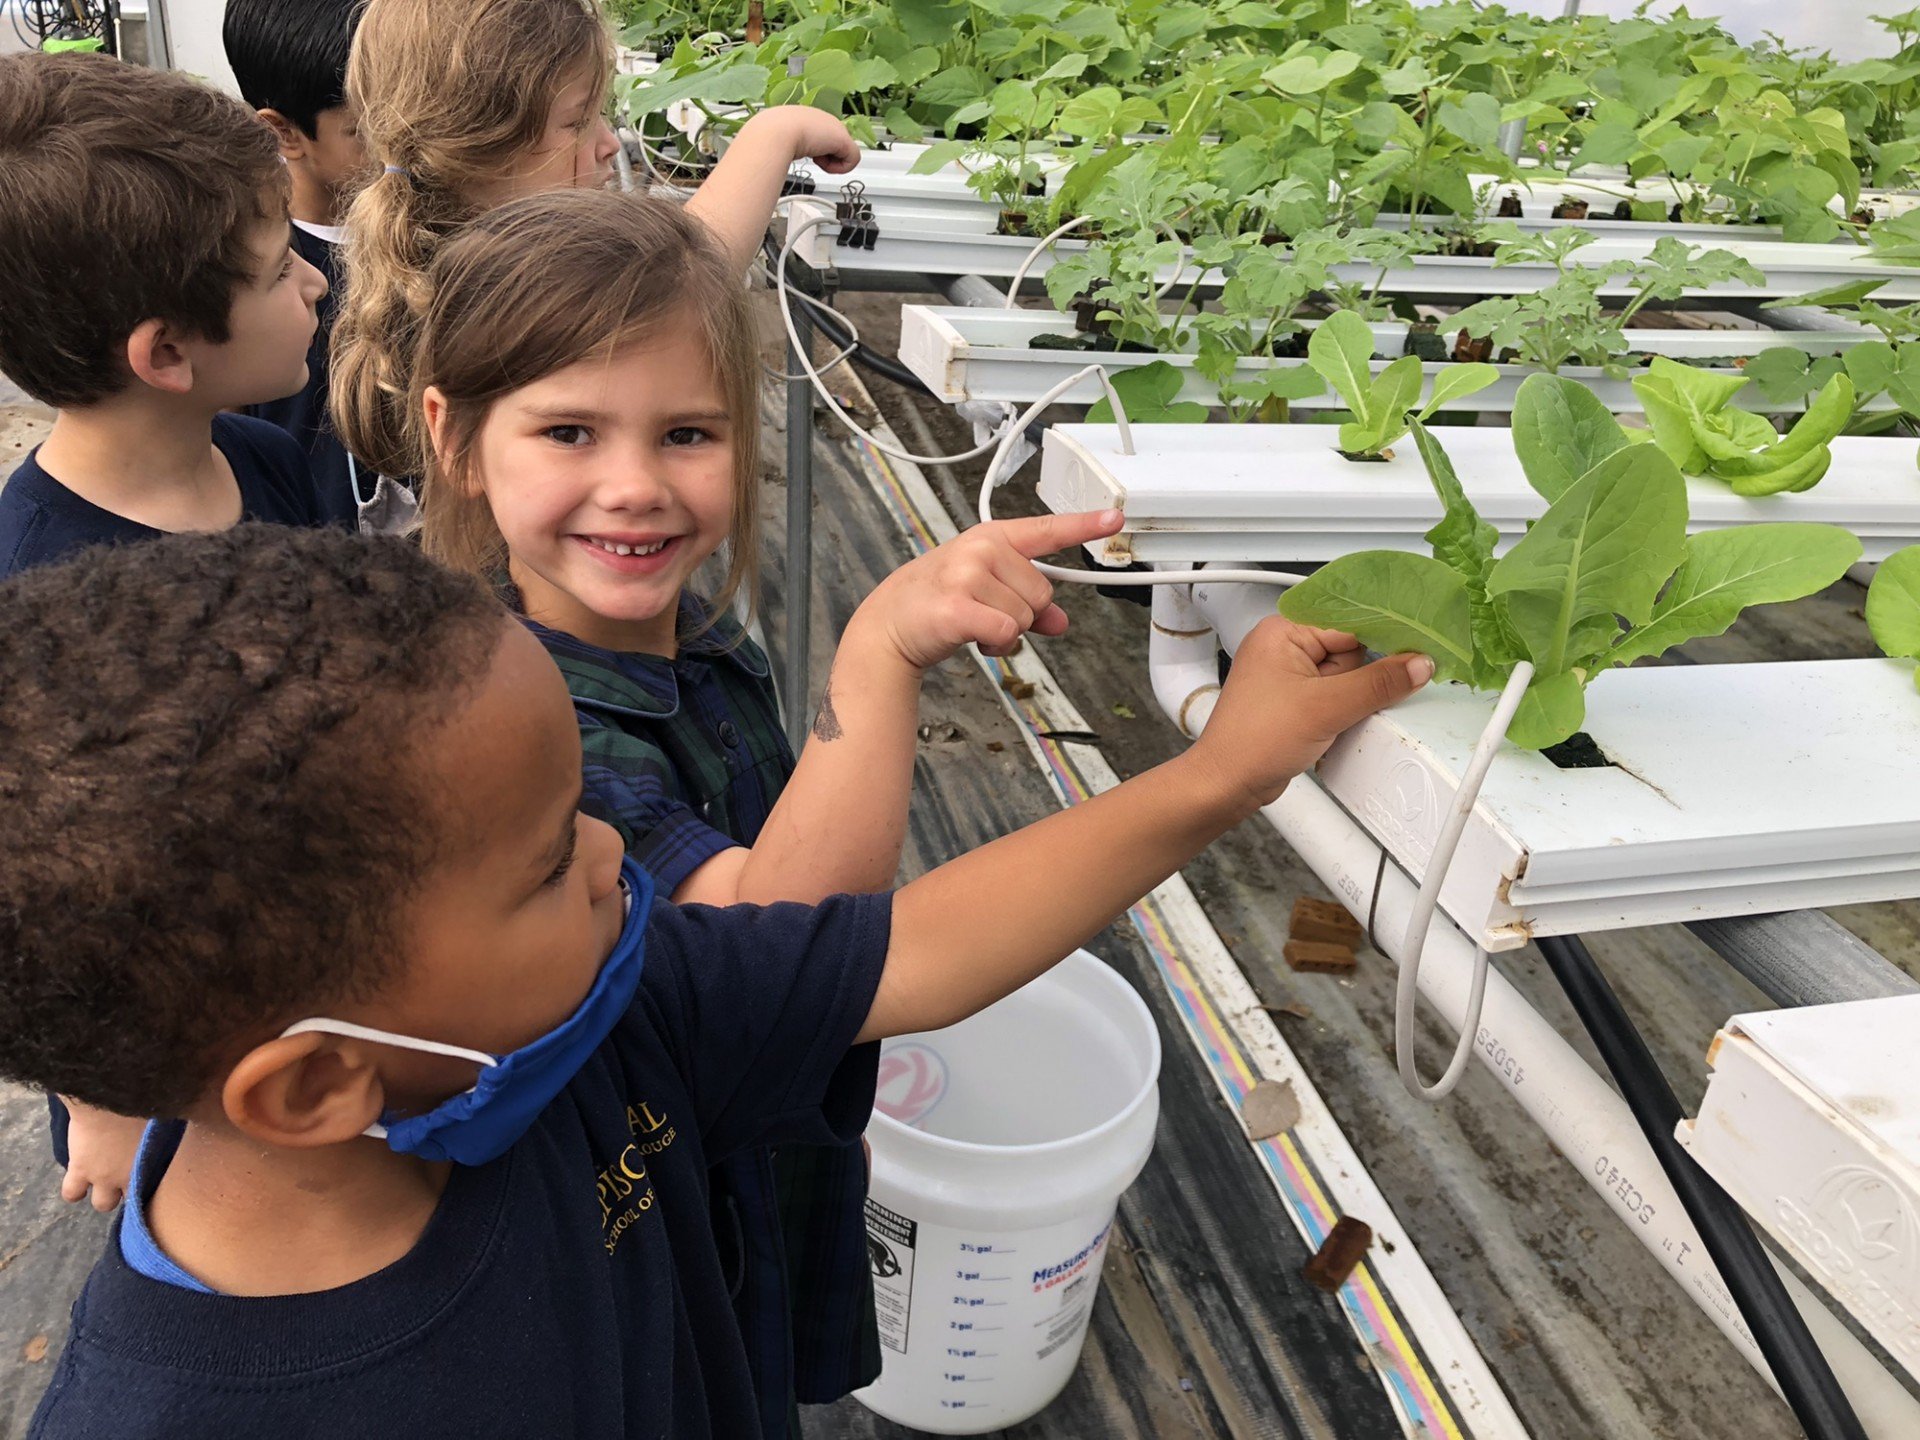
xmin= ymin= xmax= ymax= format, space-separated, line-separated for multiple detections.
xmin=865 ymin=1198 xmax=919 ymax=1354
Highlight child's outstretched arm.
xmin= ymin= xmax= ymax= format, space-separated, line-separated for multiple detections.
xmin=856 ymin=618 xmax=1434 ymax=1043
xmin=685 ymin=106 xmax=859 ymax=274
xmin=672 ymin=509 xmax=1124 ymax=908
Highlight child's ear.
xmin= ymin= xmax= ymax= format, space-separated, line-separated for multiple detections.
xmin=221 ymin=1032 xmax=387 ymax=1149
xmin=125 ymin=319 xmax=195 ymax=396
xmin=258 ymin=108 xmax=311 ymax=164
xmin=420 ymin=386 xmax=481 ymax=495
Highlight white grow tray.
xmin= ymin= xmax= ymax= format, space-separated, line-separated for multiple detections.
xmin=1678 ymin=995 xmax=1920 ymax=1383
xmin=900 ymin=305 xmax=1879 ymax=414
xmin=1035 ymin=425 xmax=1920 ymax=564
xmin=788 ymin=199 xmax=1920 ymax=299
xmin=802 ymin=147 xmax=1896 ymax=238
xmin=1305 ymin=659 xmax=1920 ymax=950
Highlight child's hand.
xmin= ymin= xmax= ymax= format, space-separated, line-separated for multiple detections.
xmin=59 ymin=1100 xmax=145 ymax=1211
xmin=756 ymin=105 xmax=859 ymax=174
xmin=1187 ymin=618 xmax=1433 ymax=812
xmin=862 ymin=510 xmax=1124 ymax=670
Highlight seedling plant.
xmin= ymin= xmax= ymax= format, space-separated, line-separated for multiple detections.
xmin=1278 ymin=375 xmax=1863 ymax=749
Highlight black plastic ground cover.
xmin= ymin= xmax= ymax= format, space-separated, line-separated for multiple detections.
xmin=1533 ymin=934 xmax=1868 ymax=1440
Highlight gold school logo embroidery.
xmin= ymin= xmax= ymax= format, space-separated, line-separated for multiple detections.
xmin=596 ymin=1099 xmax=677 ymax=1255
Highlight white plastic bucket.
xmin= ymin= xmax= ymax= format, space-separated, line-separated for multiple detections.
xmin=855 ymin=949 xmax=1162 ymax=1434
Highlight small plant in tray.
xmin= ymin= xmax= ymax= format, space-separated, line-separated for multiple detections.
xmin=1278 ymin=375 xmax=1863 ymax=748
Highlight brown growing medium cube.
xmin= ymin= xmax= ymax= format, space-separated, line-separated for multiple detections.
xmin=1284 ymin=939 xmax=1356 ymax=974
xmin=1290 ymin=896 xmax=1362 ymax=948
xmin=1304 ymin=1216 xmax=1374 ymax=1292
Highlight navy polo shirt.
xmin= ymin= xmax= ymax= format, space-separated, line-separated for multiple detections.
xmin=0 ymin=413 xmax=329 ymax=580
xmin=29 ymin=894 xmax=889 ymax=1440
xmin=532 ymin=602 xmax=883 ymax=1426
xmin=243 ymin=220 xmax=357 ymax=528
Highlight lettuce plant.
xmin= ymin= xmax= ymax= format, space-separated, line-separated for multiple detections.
xmin=1630 ymin=357 xmax=1854 ymax=495
xmin=1305 ymin=311 xmax=1497 ymax=456
xmin=1279 ymin=375 xmax=1864 ymax=749
xmin=1867 ymin=546 xmax=1920 ymax=691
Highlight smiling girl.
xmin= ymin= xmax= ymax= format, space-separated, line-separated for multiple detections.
xmin=409 ymin=187 xmax=1119 ymax=1431
xmin=329 ymin=0 xmax=855 ymax=513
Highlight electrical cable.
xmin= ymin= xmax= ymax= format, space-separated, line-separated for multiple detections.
xmin=1391 ymin=661 xmax=1533 ymax=1099
xmin=1534 ymin=933 xmax=1869 ymax=1440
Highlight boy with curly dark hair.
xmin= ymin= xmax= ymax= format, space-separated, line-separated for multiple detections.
xmin=3 ymin=526 xmax=1427 ymax=1438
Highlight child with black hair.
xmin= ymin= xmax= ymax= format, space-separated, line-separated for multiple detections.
xmin=224 ymin=0 xmax=369 ymax=527
xmin=3 ymin=524 xmax=1428 ymax=1438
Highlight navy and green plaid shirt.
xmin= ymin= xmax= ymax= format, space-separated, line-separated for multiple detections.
xmin=525 ymin=600 xmax=881 ymax=1435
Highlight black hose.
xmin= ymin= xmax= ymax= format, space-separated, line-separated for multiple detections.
xmin=791 ymin=294 xmax=937 ymax=396
xmin=1533 ymin=934 xmax=1867 ymax=1440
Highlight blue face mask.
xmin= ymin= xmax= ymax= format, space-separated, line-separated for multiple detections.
xmin=282 ymin=858 xmax=655 ymax=1166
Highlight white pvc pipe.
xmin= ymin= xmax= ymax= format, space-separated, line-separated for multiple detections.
xmin=1147 ymin=587 xmax=1218 ymax=740
xmin=1148 ymin=588 xmax=1920 ymax=1436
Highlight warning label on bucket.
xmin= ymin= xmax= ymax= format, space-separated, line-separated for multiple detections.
xmin=865 ymin=1198 xmax=917 ymax=1353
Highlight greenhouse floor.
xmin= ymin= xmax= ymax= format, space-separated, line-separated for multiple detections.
xmin=1 ymin=302 xmax=1917 ymax=1437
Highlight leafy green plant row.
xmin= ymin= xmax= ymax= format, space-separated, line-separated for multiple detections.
xmin=1277 ymin=374 xmax=1866 ymax=748
xmin=617 ymin=0 xmax=1920 ymax=238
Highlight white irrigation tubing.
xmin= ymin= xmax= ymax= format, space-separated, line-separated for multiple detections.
xmin=780 ymin=197 xmax=1531 ymax=1056
xmin=777 ymin=214 xmax=1017 ymax=466
xmin=1002 ymin=215 xmax=1186 ymax=308
xmin=1394 ymin=661 xmax=1533 ymax=1101
xmin=971 ymin=367 xmax=1316 ymax=589
xmin=774 ymin=211 xmax=1193 ymax=469
xmin=1003 ymin=214 xmax=1091 ymax=304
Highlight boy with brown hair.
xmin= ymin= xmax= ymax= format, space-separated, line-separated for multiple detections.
xmin=0 ymin=50 xmax=338 ymax=1208
xmin=0 ymin=51 xmax=333 ymax=579
xmin=4 ymin=525 xmax=1430 ymax=1437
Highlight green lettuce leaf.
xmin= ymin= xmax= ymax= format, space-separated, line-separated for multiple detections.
xmin=1866 ymin=546 xmax=1920 ymax=690
xmin=1604 ymin=524 xmax=1864 ymax=666
xmin=1511 ymin=374 xmax=1631 ymax=502
xmin=1277 ymin=551 xmax=1476 ymax=683
xmin=1487 ymin=445 xmax=1688 ymax=673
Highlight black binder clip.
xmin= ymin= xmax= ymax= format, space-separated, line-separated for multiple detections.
xmin=834 ymin=181 xmax=878 ymax=251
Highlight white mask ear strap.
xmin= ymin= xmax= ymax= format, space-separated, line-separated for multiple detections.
xmin=279 ymin=1019 xmax=501 ymax=1142
xmin=279 ymin=1018 xmax=499 ymax=1071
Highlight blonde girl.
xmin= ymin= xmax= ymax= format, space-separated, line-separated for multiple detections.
xmin=330 ymin=0 xmax=855 ymax=510
xmin=411 ymin=187 xmax=1118 ymax=1427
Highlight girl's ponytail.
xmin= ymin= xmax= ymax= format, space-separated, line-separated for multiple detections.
xmin=330 ymin=166 xmax=469 ymax=479
xmin=330 ymin=0 xmax=614 ymax=481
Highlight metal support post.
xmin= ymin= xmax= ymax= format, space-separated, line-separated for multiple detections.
xmin=782 ymin=304 xmax=814 ymax=751
xmin=1534 ymin=934 xmax=1869 ymax=1440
